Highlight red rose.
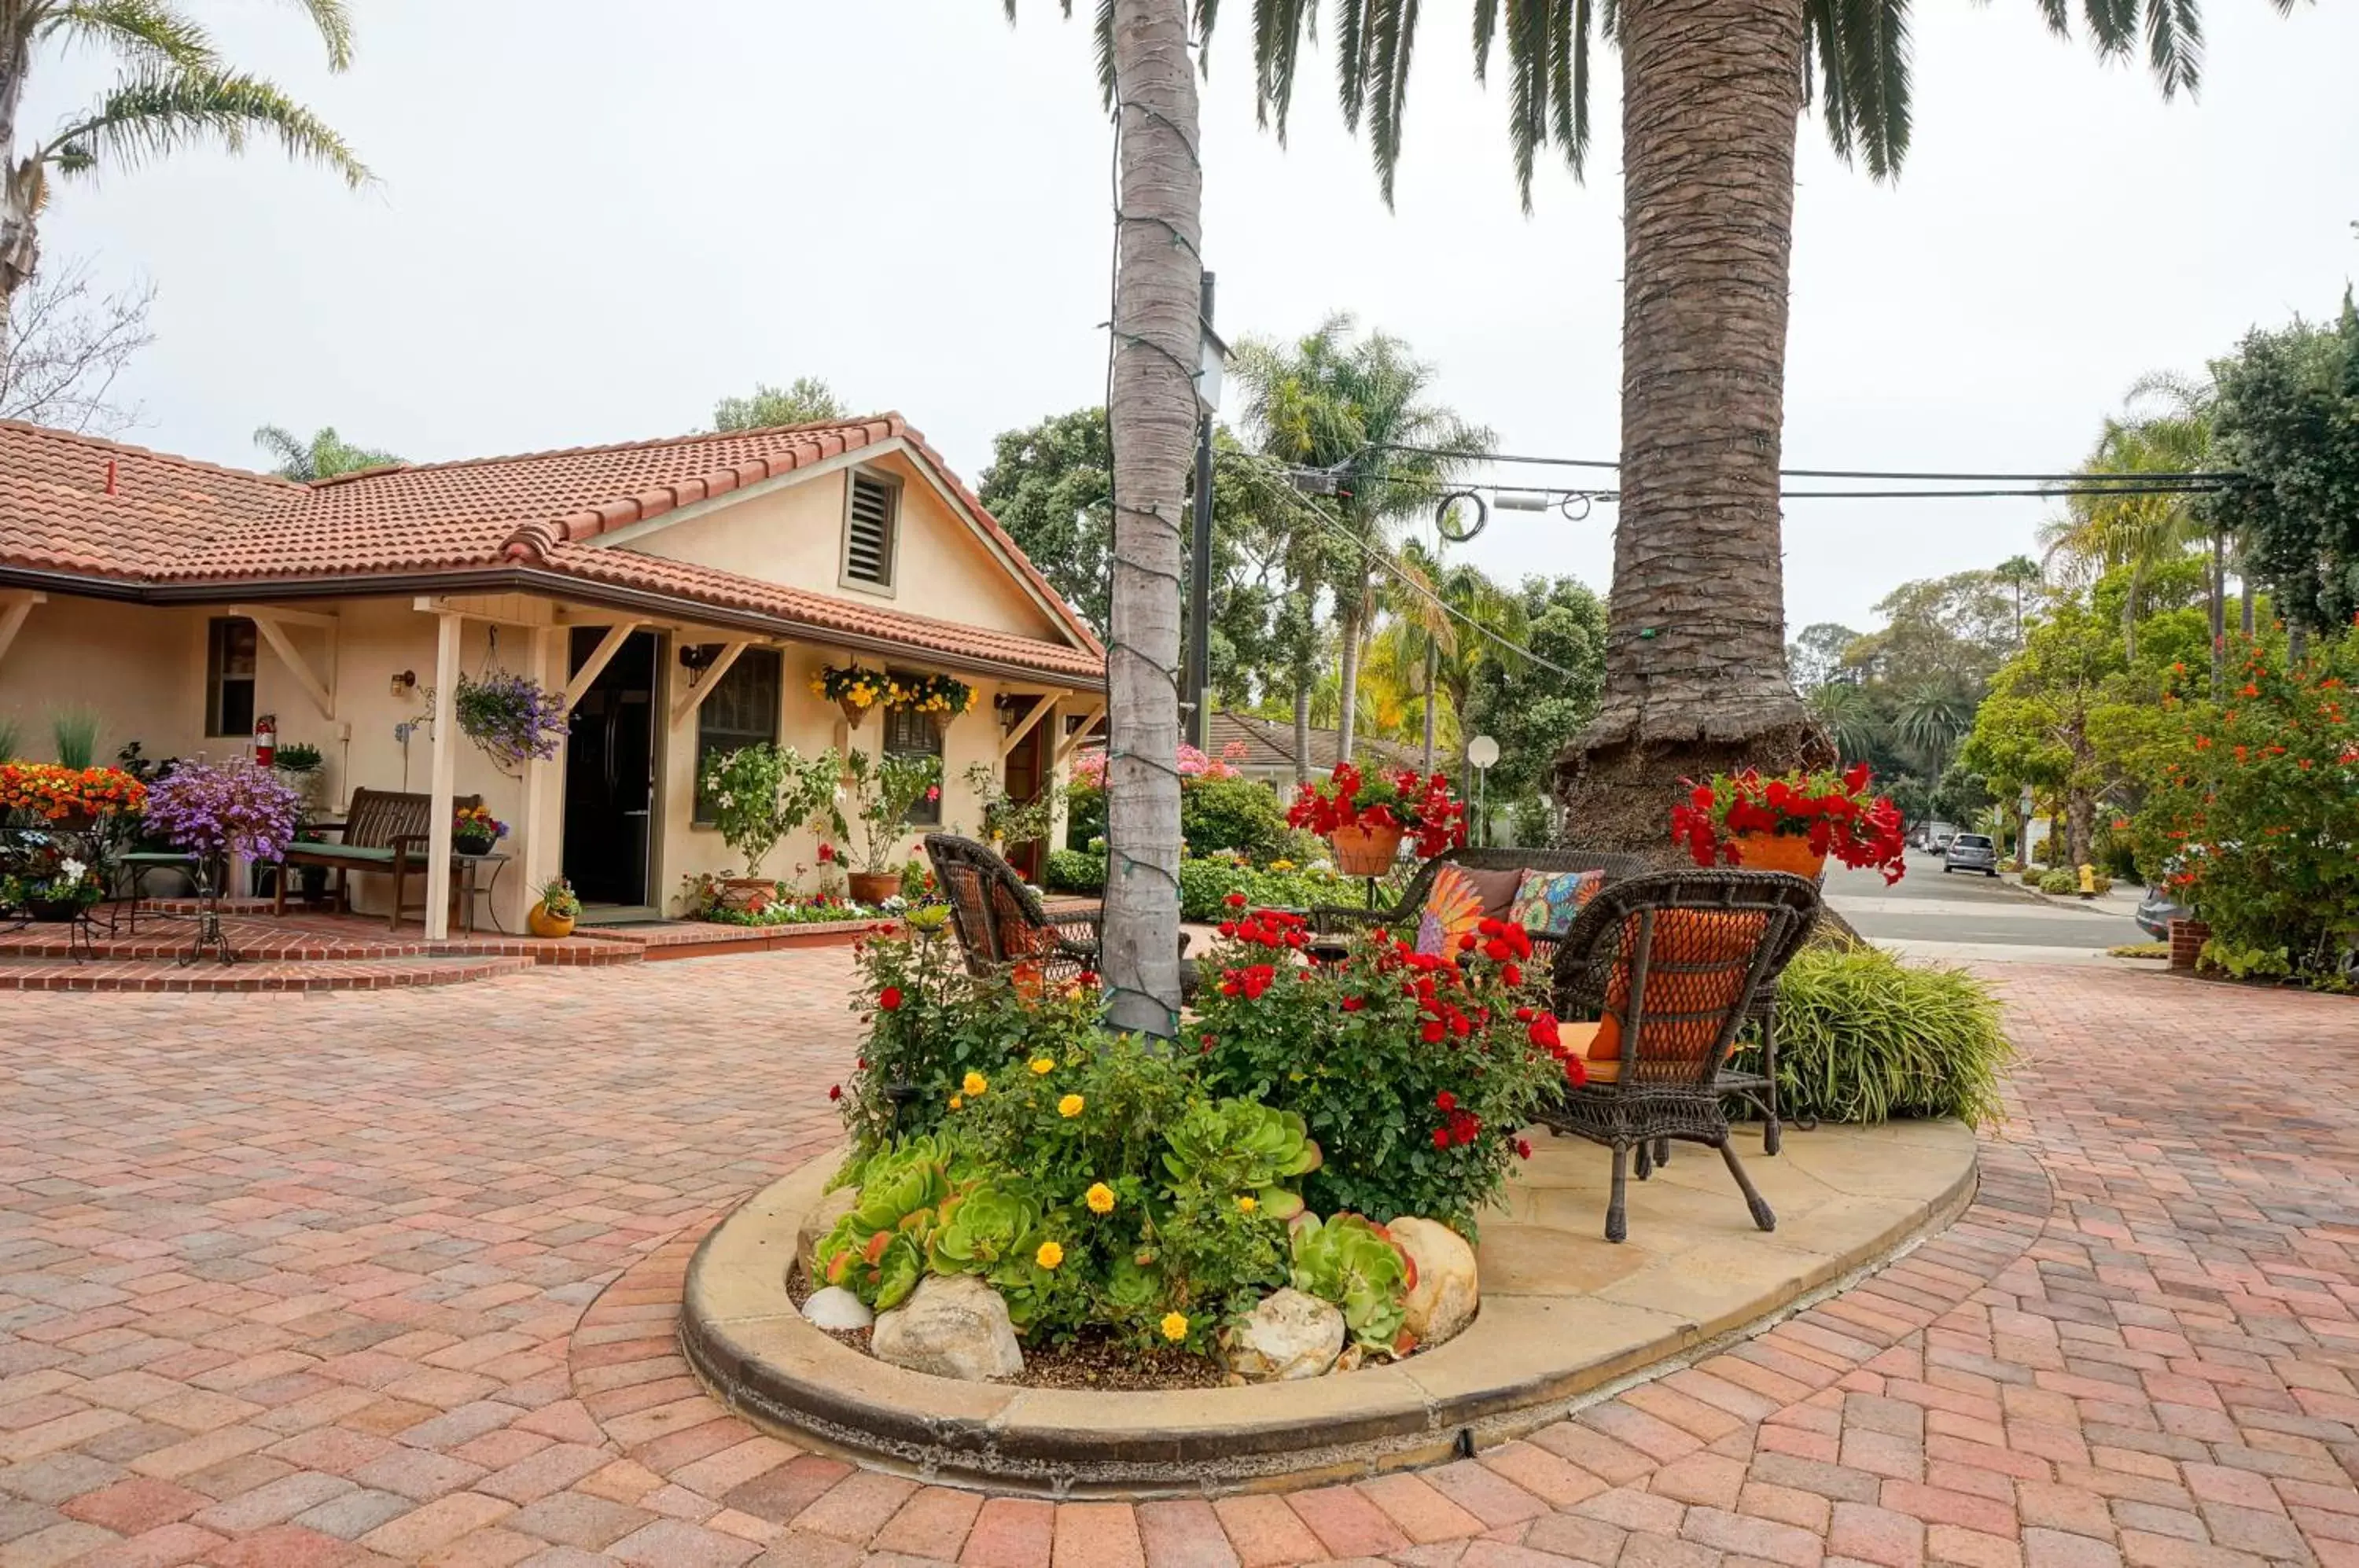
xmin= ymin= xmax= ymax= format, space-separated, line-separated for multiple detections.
xmin=1435 ymin=1090 xmax=1457 ymax=1111
xmin=1341 ymin=996 xmax=1365 ymax=1012
xmin=1502 ymin=963 xmax=1522 ymax=988
xmin=1420 ymin=1020 xmax=1444 ymax=1044
xmin=1432 ymin=1128 xmax=1452 ymax=1150
xmin=817 ymin=842 xmax=835 ymax=862
xmin=1516 ymin=1139 xmax=1533 ymax=1159
xmin=1225 ymin=892 xmax=1247 ymax=908
xmin=878 ymin=986 xmax=903 ymax=1011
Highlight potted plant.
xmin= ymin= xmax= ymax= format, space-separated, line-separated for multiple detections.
xmin=6 ymin=845 xmax=101 ymax=922
xmin=702 ymin=742 xmax=841 ymax=910
xmin=528 ymin=875 xmax=581 ymax=938
xmin=452 ymin=804 xmax=506 ymax=857
xmin=0 ymin=760 xmax=148 ymax=831
xmin=886 ymin=671 xmax=973 ymax=717
xmin=840 ymin=749 xmax=940 ymax=904
xmin=1286 ymin=763 xmax=1467 ymax=876
xmin=1669 ymin=763 xmax=1908 ymax=883
xmin=811 ymin=663 xmax=890 ymax=730
xmin=138 ymin=760 xmax=301 ymax=960
xmin=453 ymin=670 xmax=568 ymax=774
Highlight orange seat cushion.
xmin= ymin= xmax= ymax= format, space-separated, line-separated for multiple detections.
xmin=1588 ymin=909 xmax=1764 ymax=1067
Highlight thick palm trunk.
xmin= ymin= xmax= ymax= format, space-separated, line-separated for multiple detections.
xmin=2209 ymin=531 xmax=2226 ymax=697
xmin=1555 ymin=0 xmax=1825 ymax=850
xmin=1334 ymin=592 xmax=1364 ymax=766
xmin=0 ymin=37 xmax=34 ymax=347
xmin=1291 ymin=681 xmax=1312 ymax=786
xmin=1099 ymin=0 xmax=1199 ymax=1036
xmin=1420 ymin=640 xmax=1437 ymax=772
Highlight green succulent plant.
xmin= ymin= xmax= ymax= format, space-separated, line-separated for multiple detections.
xmin=1161 ymin=1099 xmax=1322 ymax=1220
xmin=1290 ymin=1213 xmax=1415 ymax=1356
xmin=929 ymin=1180 xmax=1043 ymax=1275
xmin=1104 ymin=1249 xmax=1165 ymax=1315
xmin=815 ymin=1136 xmax=959 ymax=1310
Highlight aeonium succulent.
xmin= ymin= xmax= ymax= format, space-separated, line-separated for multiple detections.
xmin=1288 ymin=1212 xmax=1416 ymax=1356
xmin=1161 ymin=1099 xmax=1321 ymax=1220
xmin=928 ymin=1180 xmax=1044 ymax=1275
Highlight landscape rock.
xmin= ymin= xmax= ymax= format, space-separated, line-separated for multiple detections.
xmin=1389 ymin=1216 xmax=1479 ymax=1348
xmin=869 ymin=1274 xmax=1024 ymax=1381
xmin=1222 ymin=1287 xmax=1345 ymax=1382
xmin=797 ymin=1187 xmax=858 ymax=1288
xmin=800 ymin=1286 xmax=874 ymax=1331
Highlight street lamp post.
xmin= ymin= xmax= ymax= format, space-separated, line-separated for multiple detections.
xmin=1467 ymin=734 xmax=1500 ymax=848
xmin=1184 ymin=270 xmax=1225 ymax=753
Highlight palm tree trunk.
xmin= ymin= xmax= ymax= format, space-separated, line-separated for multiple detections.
xmin=1334 ymin=591 xmax=1364 ymax=767
xmin=1555 ymin=0 xmax=1822 ymax=850
xmin=1420 ymin=639 xmax=1437 ymax=773
xmin=1291 ymin=680 xmax=1312 ymax=786
xmin=0 ymin=32 xmax=35 ymax=344
xmin=2239 ymin=573 xmax=2254 ymax=638
xmin=1099 ymin=0 xmax=1199 ymax=1036
xmin=2209 ymin=530 xmax=2225 ymax=698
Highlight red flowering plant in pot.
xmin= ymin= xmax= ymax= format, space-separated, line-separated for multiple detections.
xmin=1286 ymin=763 xmax=1468 ymax=876
xmin=1191 ymin=896 xmax=1583 ymax=1233
xmin=1669 ymin=763 xmax=1907 ymax=885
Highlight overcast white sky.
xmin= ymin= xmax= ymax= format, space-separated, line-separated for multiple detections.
xmin=25 ymin=1 xmax=2359 ymax=635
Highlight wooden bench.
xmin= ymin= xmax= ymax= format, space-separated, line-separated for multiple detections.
xmin=274 ymin=788 xmax=482 ymax=932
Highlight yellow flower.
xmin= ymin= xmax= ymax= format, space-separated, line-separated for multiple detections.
xmin=1236 ymin=1194 xmax=1258 ymax=1214
xmin=1036 ymin=1241 xmax=1064 ymax=1270
xmin=963 ymin=1071 xmax=989 ymax=1098
xmin=1160 ymin=1312 xmax=1189 ymax=1343
xmin=948 ymin=1095 xmax=964 ymax=1111
xmin=1085 ymin=1182 xmax=1115 ymax=1214
xmin=1029 ymin=1057 xmax=1056 ymax=1076
xmin=1058 ymin=1094 xmax=1084 ymax=1119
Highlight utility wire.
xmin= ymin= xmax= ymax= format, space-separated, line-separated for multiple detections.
xmin=1368 ymin=440 xmax=2247 ymax=485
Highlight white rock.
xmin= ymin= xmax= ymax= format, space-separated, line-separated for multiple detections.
xmin=869 ymin=1275 xmax=1024 ymax=1382
xmin=800 ymin=1286 xmax=874 ymax=1332
xmin=1389 ymin=1216 xmax=1478 ymax=1349
xmin=1222 ymin=1287 xmax=1345 ymax=1382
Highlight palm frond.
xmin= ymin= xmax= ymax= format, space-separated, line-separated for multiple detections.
xmin=252 ymin=423 xmax=307 ymax=475
xmin=41 ymin=66 xmax=374 ymax=190
xmin=45 ymin=0 xmax=215 ymax=71
xmin=276 ymin=0 xmax=351 ymax=70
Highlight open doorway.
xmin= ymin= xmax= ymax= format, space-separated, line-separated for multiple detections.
xmin=562 ymin=628 xmax=660 ymax=911
xmin=1001 ymin=697 xmax=1048 ymax=882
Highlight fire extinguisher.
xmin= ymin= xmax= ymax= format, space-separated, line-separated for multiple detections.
xmin=252 ymin=713 xmax=277 ymax=768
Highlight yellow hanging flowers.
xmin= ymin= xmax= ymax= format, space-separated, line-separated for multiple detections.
xmin=1058 ymin=1094 xmax=1085 ymax=1119
xmin=962 ymin=1071 xmax=989 ymax=1098
xmin=1160 ymin=1312 xmax=1189 ymax=1343
xmin=1085 ymin=1182 xmax=1116 ymax=1214
xmin=1036 ymin=1241 xmax=1064 ymax=1270
xmin=1029 ymin=1057 xmax=1057 ymax=1076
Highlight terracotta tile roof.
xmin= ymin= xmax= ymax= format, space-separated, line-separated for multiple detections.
xmin=0 ymin=415 xmax=1106 ymax=684
xmin=1211 ymin=711 xmax=1421 ymax=774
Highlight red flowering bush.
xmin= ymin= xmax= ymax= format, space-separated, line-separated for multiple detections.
xmin=1285 ymin=762 xmax=1468 ymax=859
xmin=1669 ymin=764 xmax=1907 ymax=884
xmin=0 ymin=763 xmax=146 ymax=822
xmin=2135 ymin=634 xmax=2359 ymax=981
xmin=1193 ymin=906 xmax=1577 ymax=1229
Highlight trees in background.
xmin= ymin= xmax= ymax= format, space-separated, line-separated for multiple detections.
xmin=0 ymin=256 xmax=150 ymax=432
xmin=1463 ymin=576 xmax=1606 ymax=810
xmin=712 ymin=377 xmax=845 ymax=432
xmin=253 ymin=424 xmax=401 ymax=481
xmin=0 ymin=0 xmax=368 ymax=334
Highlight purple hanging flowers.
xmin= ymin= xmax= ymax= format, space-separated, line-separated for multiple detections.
xmin=454 ymin=670 xmax=568 ymax=774
xmin=142 ymin=760 xmax=303 ymax=862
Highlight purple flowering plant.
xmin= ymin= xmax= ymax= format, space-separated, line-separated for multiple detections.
xmin=142 ymin=760 xmax=302 ymax=862
xmin=455 ymin=671 xmax=568 ymax=773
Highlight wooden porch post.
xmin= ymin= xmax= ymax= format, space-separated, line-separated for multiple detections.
xmin=424 ymin=612 xmax=462 ymax=940
xmin=521 ymin=625 xmax=566 ymax=915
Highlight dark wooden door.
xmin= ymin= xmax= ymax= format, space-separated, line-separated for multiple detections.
xmin=1003 ymin=701 xmax=1047 ymax=882
xmin=562 ymin=629 xmax=657 ymax=906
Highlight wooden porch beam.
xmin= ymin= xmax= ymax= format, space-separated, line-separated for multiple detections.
xmin=997 ymin=690 xmax=1069 ymax=761
xmin=238 ymin=608 xmax=338 ymax=721
xmin=0 ymin=591 xmax=46 ymax=671
xmin=561 ymin=620 xmax=642 ymax=712
xmin=1054 ymin=702 xmax=1106 ymax=769
xmin=669 ymin=639 xmax=751 ymax=728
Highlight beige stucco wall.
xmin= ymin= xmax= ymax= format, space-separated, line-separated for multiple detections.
xmin=624 ymin=447 xmax=1069 ymax=642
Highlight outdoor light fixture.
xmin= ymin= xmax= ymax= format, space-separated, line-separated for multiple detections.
xmin=679 ymin=642 xmax=723 ymax=686
xmin=389 ymin=669 xmax=417 ymax=698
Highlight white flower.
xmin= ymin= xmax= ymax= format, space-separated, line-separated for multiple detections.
xmin=57 ymin=857 xmax=86 ymax=883
xmin=715 ymin=791 xmax=734 ymax=809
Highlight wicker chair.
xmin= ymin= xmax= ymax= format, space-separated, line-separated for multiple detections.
xmin=1306 ymin=846 xmax=1649 ymax=963
xmin=923 ymin=834 xmax=1103 ymax=988
xmin=1537 ymin=869 xmax=1823 ymax=1243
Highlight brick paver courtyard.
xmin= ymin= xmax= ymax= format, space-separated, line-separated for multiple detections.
xmin=2 ymin=952 xmax=2355 ymax=1568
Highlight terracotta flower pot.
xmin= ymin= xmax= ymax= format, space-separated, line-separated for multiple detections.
xmin=848 ymin=870 xmax=900 ymax=907
xmin=1329 ymin=823 xmax=1406 ymax=877
xmin=1731 ymin=831 xmax=1828 ymax=880
xmin=719 ymin=877 xmax=778 ymax=914
xmin=526 ymin=901 xmax=576 ymax=940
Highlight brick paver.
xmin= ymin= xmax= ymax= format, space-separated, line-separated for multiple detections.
xmin=5 ymin=954 xmax=2357 ymax=1566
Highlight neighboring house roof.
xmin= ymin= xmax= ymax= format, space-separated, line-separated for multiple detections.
xmin=0 ymin=415 xmax=1105 ymax=685
xmin=1209 ymin=712 xmax=1422 ymax=775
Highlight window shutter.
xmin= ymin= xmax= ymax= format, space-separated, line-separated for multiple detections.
xmin=845 ymin=473 xmax=897 ymax=586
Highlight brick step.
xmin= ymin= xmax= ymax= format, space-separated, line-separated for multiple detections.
xmin=0 ymin=922 xmax=642 ymax=966
xmin=0 ymin=954 xmax=540 ymax=992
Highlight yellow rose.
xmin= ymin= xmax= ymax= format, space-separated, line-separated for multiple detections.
xmin=1160 ymin=1312 xmax=1189 ymax=1343
xmin=1036 ymin=1241 xmax=1064 ymax=1269
xmin=963 ymin=1071 xmax=989 ymax=1098
xmin=1058 ymin=1094 xmax=1084 ymax=1119
xmin=948 ymin=1095 xmax=964 ymax=1110
xmin=1236 ymin=1195 xmax=1258 ymax=1214
xmin=1085 ymin=1182 xmax=1115 ymax=1214
xmin=1029 ymin=1057 xmax=1056 ymax=1075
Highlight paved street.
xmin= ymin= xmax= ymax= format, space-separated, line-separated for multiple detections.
xmin=4 ymin=949 xmax=2358 ymax=1566
xmin=1825 ymin=854 xmax=2148 ymax=964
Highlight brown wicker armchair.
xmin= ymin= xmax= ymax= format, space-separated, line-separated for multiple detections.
xmin=924 ymin=834 xmax=1102 ymax=988
xmin=1538 ymin=869 xmax=1824 ymax=1243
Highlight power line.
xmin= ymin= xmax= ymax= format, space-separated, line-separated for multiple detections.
xmin=1368 ymin=440 xmax=2247 ymax=486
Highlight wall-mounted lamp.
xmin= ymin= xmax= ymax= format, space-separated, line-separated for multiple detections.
xmin=679 ymin=642 xmax=723 ymax=688
xmin=389 ymin=669 xmax=418 ymax=699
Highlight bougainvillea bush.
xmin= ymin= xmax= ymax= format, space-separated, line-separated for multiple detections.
xmin=1669 ymin=764 xmax=1908 ymax=883
xmin=2136 ymin=633 xmax=2359 ymax=982
xmin=1190 ymin=901 xmax=1579 ymax=1230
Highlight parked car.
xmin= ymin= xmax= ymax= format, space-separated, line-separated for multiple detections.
xmin=2136 ymin=859 xmax=2191 ymax=938
xmin=1919 ymin=821 xmax=1958 ymax=853
xmin=1941 ymin=832 xmax=1999 ymax=876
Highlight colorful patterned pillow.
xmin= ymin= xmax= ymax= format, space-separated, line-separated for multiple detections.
xmin=1507 ymin=867 xmax=1606 ymax=937
xmin=1412 ymin=864 xmax=1488 ymax=957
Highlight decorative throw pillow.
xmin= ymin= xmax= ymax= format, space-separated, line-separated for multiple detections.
xmin=1587 ymin=909 xmax=1765 ymax=1065
xmin=1457 ymin=864 xmax=1528 ymax=918
xmin=1507 ymin=867 xmax=1606 ymax=937
xmin=1412 ymin=864 xmax=1488 ymax=957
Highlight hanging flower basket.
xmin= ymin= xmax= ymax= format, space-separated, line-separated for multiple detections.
xmin=455 ymin=670 xmax=567 ymax=775
xmin=1286 ymin=763 xmax=1468 ymax=867
xmin=1328 ymin=822 xmax=1406 ymax=877
xmin=1669 ymin=764 xmax=1906 ymax=884
xmin=1729 ymin=831 xmax=1828 ymax=880
xmin=812 ymin=664 xmax=888 ymax=728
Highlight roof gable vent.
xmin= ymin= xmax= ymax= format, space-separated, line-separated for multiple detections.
xmin=844 ymin=470 xmax=899 ymax=588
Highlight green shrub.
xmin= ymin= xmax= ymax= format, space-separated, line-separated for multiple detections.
xmin=1043 ymin=848 xmax=1106 ymax=893
xmin=1181 ymin=778 xmax=1293 ymax=862
xmin=2038 ymin=870 xmax=2077 ymax=895
xmin=1176 ymin=857 xmax=1353 ymax=920
xmin=2019 ymin=868 xmax=2044 ymax=887
xmin=1732 ymin=946 xmax=2011 ymax=1126
xmin=1065 ymin=780 xmax=1106 ymax=848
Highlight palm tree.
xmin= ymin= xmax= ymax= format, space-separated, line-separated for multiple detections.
xmin=253 ymin=424 xmax=401 ymax=482
xmin=0 ymin=1 xmax=370 ymax=335
xmin=1993 ymin=555 xmax=2042 ymax=645
xmin=1806 ymin=680 xmax=1879 ymax=764
xmin=1186 ymin=0 xmax=2287 ymax=852
xmin=1890 ymin=677 xmax=1977 ymax=781
xmin=1387 ymin=539 xmax=1522 ymax=774
xmin=1227 ymin=315 xmax=1490 ymax=767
